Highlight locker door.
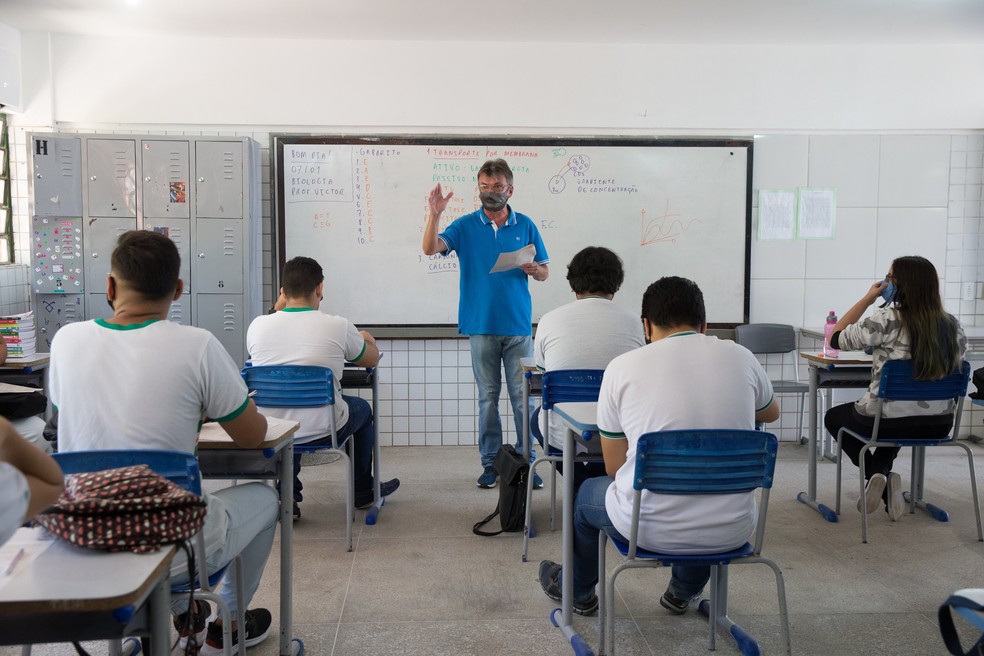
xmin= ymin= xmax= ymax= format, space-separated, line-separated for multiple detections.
xmin=167 ymin=295 xmax=191 ymax=325
xmin=192 ymin=219 xmax=243 ymax=294
xmin=35 ymin=294 xmax=84 ymax=351
xmin=87 ymin=294 xmax=115 ymax=321
xmin=86 ymin=139 xmax=136 ymax=217
xmin=142 ymin=140 xmax=190 ymax=218
xmin=145 ymin=220 xmax=192 ymax=294
xmin=195 ymin=294 xmax=244 ymax=363
xmin=32 ymin=136 xmax=83 ymax=217
xmin=83 ymin=217 xmax=136 ymax=293
xmin=196 ymin=141 xmax=243 ymax=218
xmin=31 ymin=216 xmax=84 ymax=294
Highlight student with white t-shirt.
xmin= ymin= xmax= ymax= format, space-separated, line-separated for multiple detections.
xmin=532 ymin=246 xmax=645 ymax=491
xmin=246 ymin=256 xmax=399 ymax=520
xmin=538 ymin=276 xmax=779 ymax=616
xmin=50 ymin=231 xmax=277 ymax=655
xmin=0 ymin=417 xmax=63 ymax=547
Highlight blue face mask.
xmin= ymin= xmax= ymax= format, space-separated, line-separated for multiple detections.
xmin=879 ymin=279 xmax=898 ymax=304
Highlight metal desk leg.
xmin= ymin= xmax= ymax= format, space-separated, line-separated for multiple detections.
xmin=148 ymin=575 xmax=171 ymax=656
xmin=279 ymin=446 xmax=296 ymax=656
xmin=522 ymin=371 xmax=531 ymax=461
xmin=366 ymin=369 xmax=384 ymax=525
xmin=797 ymin=365 xmax=838 ymax=522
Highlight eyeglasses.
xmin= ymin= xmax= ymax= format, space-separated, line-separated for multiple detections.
xmin=885 ymin=273 xmax=895 ymax=281
xmin=478 ymin=183 xmax=509 ymax=193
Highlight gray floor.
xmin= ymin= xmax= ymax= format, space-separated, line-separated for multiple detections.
xmin=6 ymin=442 xmax=984 ymax=656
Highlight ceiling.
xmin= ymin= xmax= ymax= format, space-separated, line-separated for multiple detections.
xmin=1 ymin=0 xmax=983 ymax=45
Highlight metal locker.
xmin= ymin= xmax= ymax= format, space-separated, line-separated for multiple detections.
xmin=31 ymin=216 xmax=84 ymax=294
xmin=195 ymin=294 xmax=244 ymax=363
xmin=192 ymin=219 xmax=243 ymax=294
xmin=86 ymin=139 xmax=136 ymax=217
xmin=86 ymin=294 xmax=115 ymax=322
xmin=196 ymin=141 xmax=243 ymax=218
xmin=35 ymin=294 xmax=83 ymax=351
xmin=142 ymin=140 xmax=190 ymax=218
xmin=83 ymin=217 xmax=137 ymax=293
xmin=32 ymin=136 xmax=83 ymax=217
xmin=167 ymin=295 xmax=191 ymax=325
xmin=145 ymin=220 xmax=192 ymax=294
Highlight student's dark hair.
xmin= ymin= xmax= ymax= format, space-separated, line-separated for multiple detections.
xmin=640 ymin=276 xmax=705 ymax=329
xmin=281 ymin=256 xmax=325 ymax=298
xmin=890 ymin=255 xmax=961 ymax=380
xmin=110 ymin=230 xmax=180 ymax=300
xmin=567 ymin=246 xmax=624 ymax=296
xmin=477 ymin=158 xmax=513 ymax=185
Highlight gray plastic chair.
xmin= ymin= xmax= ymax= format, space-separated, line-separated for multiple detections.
xmin=735 ymin=323 xmax=809 ymax=443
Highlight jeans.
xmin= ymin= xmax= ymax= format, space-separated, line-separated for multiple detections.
xmin=572 ymin=476 xmax=710 ymax=602
xmin=292 ymin=395 xmax=375 ymax=500
xmin=470 ymin=334 xmax=533 ymax=468
xmin=171 ymin=481 xmax=279 ymax=616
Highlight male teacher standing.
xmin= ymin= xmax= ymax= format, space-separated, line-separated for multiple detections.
xmin=423 ymin=158 xmax=550 ymax=488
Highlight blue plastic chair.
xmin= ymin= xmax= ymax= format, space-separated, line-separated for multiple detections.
xmin=51 ymin=449 xmax=245 ymax=656
xmin=834 ymin=359 xmax=982 ymax=544
xmin=597 ymin=430 xmax=790 ymax=656
xmin=522 ymin=369 xmax=604 ymax=563
xmin=242 ymin=365 xmax=355 ymax=551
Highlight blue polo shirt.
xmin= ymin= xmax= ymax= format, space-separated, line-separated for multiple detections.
xmin=438 ymin=207 xmax=549 ymax=336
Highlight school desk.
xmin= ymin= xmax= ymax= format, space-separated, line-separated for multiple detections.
xmin=198 ymin=416 xmax=302 ymax=656
xmin=0 ymin=526 xmax=175 ymax=654
xmin=340 ymin=364 xmax=385 ymax=523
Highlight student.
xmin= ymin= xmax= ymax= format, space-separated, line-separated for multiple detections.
xmin=0 ymin=417 xmax=63 ymax=547
xmin=825 ymin=255 xmax=966 ymax=520
xmin=423 ymin=158 xmax=550 ymax=488
xmin=0 ymin=341 xmax=50 ymax=454
xmin=246 ymin=256 xmax=399 ymax=519
xmin=49 ymin=231 xmax=277 ymax=655
xmin=538 ymin=276 xmax=778 ymax=615
xmin=531 ymin=246 xmax=645 ymax=492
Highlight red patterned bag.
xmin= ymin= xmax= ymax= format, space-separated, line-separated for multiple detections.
xmin=36 ymin=464 xmax=207 ymax=553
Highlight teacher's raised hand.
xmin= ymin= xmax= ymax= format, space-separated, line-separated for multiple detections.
xmin=428 ymin=183 xmax=454 ymax=216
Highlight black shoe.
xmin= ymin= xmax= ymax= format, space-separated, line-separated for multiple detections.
xmin=355 ymin=478 xmax=400 ymax=509
xmin=173 ymin=598 xmax=210 ymax=651
xmin=200 ymin=608 xmax=273 ymax=655
xmin=292 ymin=501 xmax=301 ymax=521
xmin=659 ymin=588 xmax=691 ymax=615
xmin=538 ymin=560 xmax=598 ymax=616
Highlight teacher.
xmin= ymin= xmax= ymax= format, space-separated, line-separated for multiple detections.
xmin=422 ymin=158 xmax=550 ymax=489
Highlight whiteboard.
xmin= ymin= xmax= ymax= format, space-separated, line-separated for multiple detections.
xmin=273 ymin=136 xmax=752 ymax=329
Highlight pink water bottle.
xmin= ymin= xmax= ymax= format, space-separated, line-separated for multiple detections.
xmin=823 ymin=311 xmax=839 ymax=358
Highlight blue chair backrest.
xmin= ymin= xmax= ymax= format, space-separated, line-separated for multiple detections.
xmin=878 ymin=359 xmax=970 ymax=402
xmin=53 ymin=449 xmax=202 ymax=495
xmin=541 ymin=369 xmax=604 ymax=410
xmin=242 ymin=365 xmax=335 ymax=408
xmin=633 ymin=430 xmax=778 ymax=495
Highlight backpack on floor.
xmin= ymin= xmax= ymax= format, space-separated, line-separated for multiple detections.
xmin=473 ymin=445 xmax=529 ymax=536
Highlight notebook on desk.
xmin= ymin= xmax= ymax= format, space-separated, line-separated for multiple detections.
xmin=198 ymin=416 xmax=299 ymax=444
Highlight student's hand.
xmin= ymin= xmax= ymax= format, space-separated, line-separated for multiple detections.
xmin=273 ymin=291 xmax=288 ymax=312
xmin=863 ymin=279 xmax=887 ymax=304
xmin=428 ymin=184 xmax=453 ymax=216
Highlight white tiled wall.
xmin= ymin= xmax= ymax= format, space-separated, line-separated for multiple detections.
xmin=6 ymin=126 xmax=984 ymax=445
xmin=0 ymin=265 xmax=30 ymax=316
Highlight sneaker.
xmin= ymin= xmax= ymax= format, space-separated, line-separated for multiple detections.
xmin=659 ymin=588 xmax=691 ymax=615
xmin=532 ymin=472 xmax=544 ymax=490
xmin=857 ymin=473 xmax=887 ymax=514
xmin=292 ymin=501 xmax=301 ymax=521
xmin=356 ymin=478 xmax=401 ymax=509
xmin=477 ymin=466 xmax=498 ymax=489
xmin=172 ymin=598 xmax=210 ymax=651
xmin=886 ymin=472 xmax=904 ymax=521
xmin=200 ymin=608 xmax=273 ymax=656
xmin=538 ymin=560 xmax=599 ymax=616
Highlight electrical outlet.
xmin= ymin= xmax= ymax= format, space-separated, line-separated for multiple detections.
xmin=963 ymin=282 xmax=976 ymax=301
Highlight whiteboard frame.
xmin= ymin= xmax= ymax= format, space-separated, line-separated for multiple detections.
xmin=272 ymin=134 xmax=753 ymax=336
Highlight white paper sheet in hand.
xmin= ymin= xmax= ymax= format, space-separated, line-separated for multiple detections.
xmin=489 ymin=244 xmax=536 ymax=273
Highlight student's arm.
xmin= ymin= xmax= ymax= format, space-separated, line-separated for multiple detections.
xmin=833 ymin=280 xmax=886 ymax=333
xmin=218 ymin=399 xmax=268 ymax=449
xmin=422 ymin=184 xmax=452 ymax=255
xmin=0 ymin=339 xmax=7 ymax=365
xmin=601 ymin=435 xmax=628 ymax=478
xmin=0 ymin=418 xmax=63 ymax=519
xmin=755 ymin=397 xmax=780 ymax=424
xmin=353 ymin=330 xmax=381 ymax=368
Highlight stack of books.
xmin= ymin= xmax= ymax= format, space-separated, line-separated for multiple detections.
xmin=0 ymin=311 xmax=37 ymax=358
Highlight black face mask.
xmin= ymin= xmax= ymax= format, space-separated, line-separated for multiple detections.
xmin=106 ymin=296 xmax=114 ymax=310
xmin=479 ymin=191 xmax=509 ymax=212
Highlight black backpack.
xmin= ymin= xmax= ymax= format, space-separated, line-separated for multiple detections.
xmin=472 ymin=445 xmax=529 ymax=536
